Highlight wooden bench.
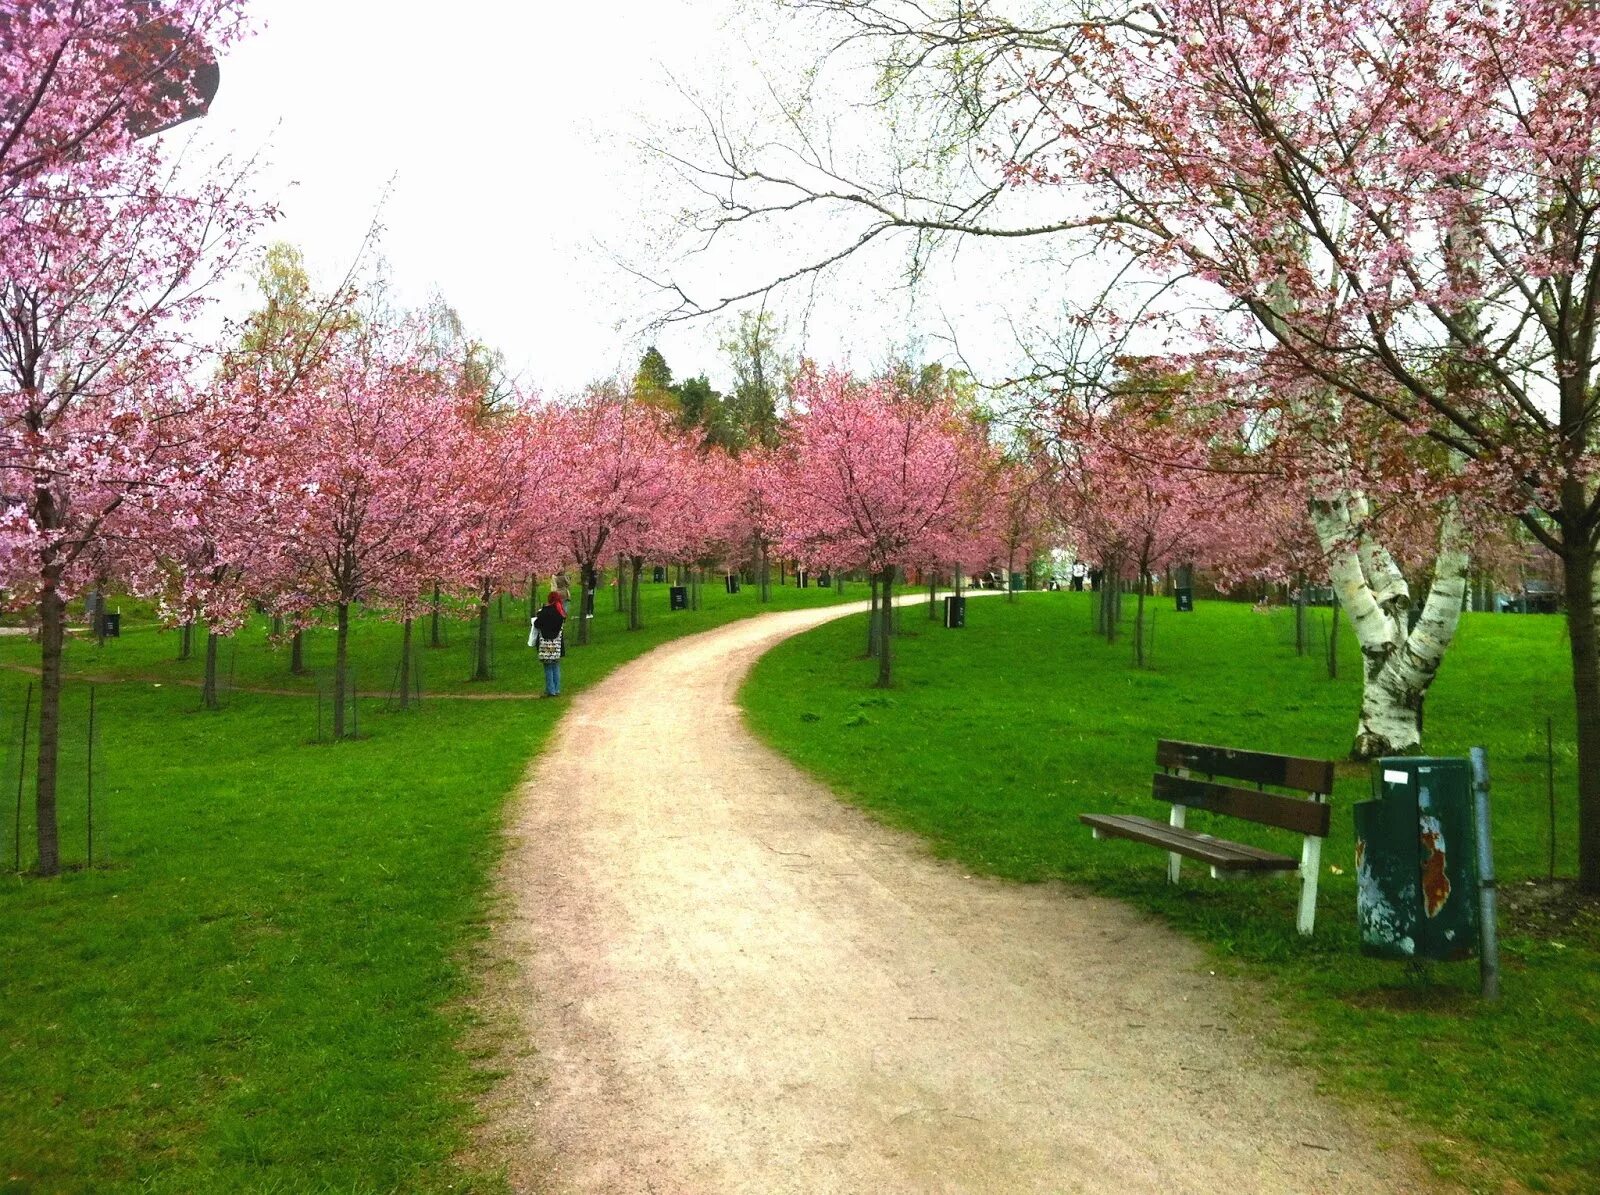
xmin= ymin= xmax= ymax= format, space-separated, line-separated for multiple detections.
xmin=1079 ymin=740 xmax=1335 ymax=936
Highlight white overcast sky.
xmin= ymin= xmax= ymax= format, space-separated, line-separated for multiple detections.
xmin=195 ymin=0 xmax=1070 ymax=397
xmin=203 ymin=0 xmax=737 ymax=393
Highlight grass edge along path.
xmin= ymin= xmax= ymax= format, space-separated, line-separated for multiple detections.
xmin=740 ymin=591 xmax=1597 ymax=1195
xmin=0 ymin=577 xmax=868 ymax=1194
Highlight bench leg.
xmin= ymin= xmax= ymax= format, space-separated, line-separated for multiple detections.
xmin=1297 ymin=835 xmax=1322 ymax=936
xmin=1167 ymin=805 xmax=1186 ymax=884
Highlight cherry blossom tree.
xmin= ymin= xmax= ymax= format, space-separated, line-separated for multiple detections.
xmin=0 ymin=1 xmax=262 ymax=874
xmin=453 ymin=406 xmax=556 ymax=679
xmin=0 ymin=1 xmax=241 ymax=200
xmin=774 ymin=367 xmax=986 ymax=686
xmin=542 ymin=396 xmax=689 ymax=644
xmin=1058 ymin=396 xmax=1268 ymax=667
xmin=119 ymin=386 xmax=296 ymax=710
xmin=261 ymin=325 xmax=470 ymax=738
xmin=986 ymin=454 xmax=1057 ymax=604
xmin=1013 ymin=0 xmax=1600 ymax=888
xmin=663 ymin=1 xmax=1600 ymax=885
xmin=735 ymin=446 xmax=786 ymax=602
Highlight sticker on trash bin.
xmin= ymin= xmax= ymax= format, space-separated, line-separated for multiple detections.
xmin=1419 ymin=814 xmax=1451 ymax=917
xmin=1382 ymin=769 xmax=1408 ymax=784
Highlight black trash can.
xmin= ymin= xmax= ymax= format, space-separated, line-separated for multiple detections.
xmin=652 ymin=566 xmax=666 ymax=584
xmin=943 ymin=595 xmax=966 ymax=629
xmin=816 ymin=572 xmax=832 ymax=588
xmin=1354 ymin=757 xmax=1480 ymax=961
xmin=103 ymin=612 xmax=121 ymax=638
xmin=669 ymin=586 xmax=688 ymax=611
xmin=1175 ymin=587 xmax=1194 ymax=612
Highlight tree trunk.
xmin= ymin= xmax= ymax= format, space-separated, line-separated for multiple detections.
xmin=759 ymin=546 xmax=771 ymax=603
xmin=430 ymin=581 xmax=443 ymax=647
xmin=272 ymin=613 xmax=284 ymax=638
xmin=578 ymin=561 xmax=596 ymax=645
xmin=473 ymin=579 xmax=492 ymax=681
xmin=1104 ymin=557 xmax=1120 ymax=644
xmin=1564 ymin=545 xmax=1600 ymax=892
xmin=629 ymin=555 xmax=643 ymax=630
xmin=1314 ymin=497 xmax=1470 ymax=758
xmin=399 ymin=617 xmax=414 ymax=712
xmin=202 ymin=630 xmax=220 ymax=710
xmin=868 ymin=574 xmax=880 ymax=657
xmin=333 ymin=601 xmax=350 ymax=740
xmin=87 ymin=588 xmax=103 ymax=643
xmin=1134 ymin=558 xmax=1148 ymax=668
xmin=179 ymin=621 xmax=193 ymax=661
xmin=616 ymin=554 xmax=627 ymax=612
xmin=1007 ymin=550 xmax=1018 ymax=604
xmin=876 ymin=568 xmax=895 ymax=687
xmin=1294 ymin=573 xmax=1308 ymax=656
xmin=527 ymin=576 xmax=537 ymax=620
xmin=1328 ymin=591 xmax=1341 ymax=680
xmin=33 ymin=584 xmax=64 ymax=875
xmin=929 ymin=574 xmax=938 ymax=619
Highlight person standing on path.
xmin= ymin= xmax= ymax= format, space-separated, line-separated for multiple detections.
xmin=531 ymin=592 xmax=566 ymax=697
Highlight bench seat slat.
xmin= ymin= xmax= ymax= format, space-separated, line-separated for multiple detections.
xmin=1078 ymin=813 xmax=1299 ymax=872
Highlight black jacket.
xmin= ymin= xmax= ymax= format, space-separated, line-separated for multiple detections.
xmin=532 ymin=603 xmax=565 ymax=639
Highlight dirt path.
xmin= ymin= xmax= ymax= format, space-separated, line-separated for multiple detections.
xmin=478 ymin=598 xmax=1433 ymax=1194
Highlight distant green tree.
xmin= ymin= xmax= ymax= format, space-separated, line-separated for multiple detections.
xmin=673 ymin=373 xmax=741 ymax=451
xmin=417 ymin=291 xmax=513 ymax=418
xmin=721 ymin=311 xmax=791 ymax=449
xmin=634 ymin=345 xmax=680 ymax=416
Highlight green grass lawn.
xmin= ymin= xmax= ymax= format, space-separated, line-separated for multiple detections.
xmin=0 ymin=575 xmax=865 ymax=1194
xmin=742 ymin=590 xmax=1598 ymax=1194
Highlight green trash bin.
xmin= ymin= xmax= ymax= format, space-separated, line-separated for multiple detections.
xmin=1354 ymin=757 xmax=1480 ymax=961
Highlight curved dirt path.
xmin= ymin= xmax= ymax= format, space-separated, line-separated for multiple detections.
xmin=478 ymin=598 xmax=1434 ymax=1194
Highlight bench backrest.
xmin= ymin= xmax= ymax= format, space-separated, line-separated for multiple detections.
xmin=1153 ymin=740 xmax=1334 ymax=838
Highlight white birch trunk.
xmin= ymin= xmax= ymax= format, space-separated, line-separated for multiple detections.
xmin=1311 ymin=495 xmax=1470 ymax=758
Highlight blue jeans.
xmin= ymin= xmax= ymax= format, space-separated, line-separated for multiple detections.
xmin=543 ymin=660 xmax=560 ymax=696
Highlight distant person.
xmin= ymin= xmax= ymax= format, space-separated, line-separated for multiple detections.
xmin=1070 ymin=561 xmax=1087 ymax=591
xmin=1089 ymin=567 xmax=1103 ymax=592
xmin=531 ymin=591 xmax=567 ymax=697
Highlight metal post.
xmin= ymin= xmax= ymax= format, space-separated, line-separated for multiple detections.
xmin=86 ymin=686 xmax=96 ymax=867
xmin=1547 ymin=715 xmax=1557 ymax=880
xmin=1469 ymin=747 xmax=1500 ymax=1002
xmin=15 ymin=683 xmax=32 ymax=872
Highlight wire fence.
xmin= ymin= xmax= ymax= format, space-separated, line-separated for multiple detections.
xmin=309 ymin=668 xmax=362 ymax=743
xmin=6 ymin=680 xmax=106 ymax=875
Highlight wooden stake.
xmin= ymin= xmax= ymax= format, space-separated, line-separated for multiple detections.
xmin=14 ymin=683 xmax=32 ymax=872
